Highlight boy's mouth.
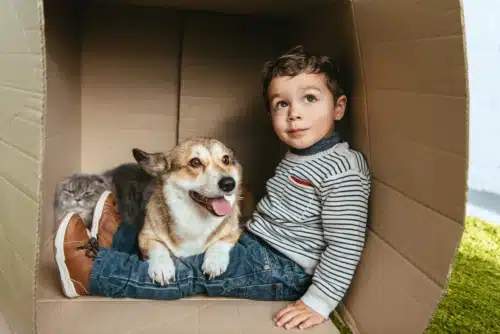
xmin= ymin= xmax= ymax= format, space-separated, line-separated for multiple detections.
xmin=287 ymin=128 xmax=308 ymax=137
xmin=189 ymin=191 xmax=232 ymax=217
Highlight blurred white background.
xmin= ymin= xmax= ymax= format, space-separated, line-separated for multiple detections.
xmin=463 ymin=0 xmax=500 ymax=225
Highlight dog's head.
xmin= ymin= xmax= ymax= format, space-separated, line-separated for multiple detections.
xmin=132 ymin=138 xmax=242 ymax=218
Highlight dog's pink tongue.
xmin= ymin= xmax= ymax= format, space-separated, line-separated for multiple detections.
xmin=208 ymin=197 xmax=232 ymax=216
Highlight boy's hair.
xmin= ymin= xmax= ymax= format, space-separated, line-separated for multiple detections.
xmin=261 ymin=45 xmax=345 ymax=112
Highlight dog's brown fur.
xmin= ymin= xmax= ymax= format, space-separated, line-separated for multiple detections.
xmin=238 ymin=183 xmax=256 ymax=225
xmin=132 ymin=137 xmax=251 ymax=283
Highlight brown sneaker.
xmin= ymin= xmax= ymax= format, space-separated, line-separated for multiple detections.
xmin=54 ymin=213 xmax=97 ymax=298
xmin=90 ymin=190 xmax=122 ymax=249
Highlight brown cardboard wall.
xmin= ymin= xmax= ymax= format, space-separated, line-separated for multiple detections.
xmin=38 ymin=2 xmax=183 ymax=302
xmin=37 ymin=0 xmax=83 ymax=302
xmin=40 ymin=0 xmax=83 ymax=257
xmin=81 ymin=5 xmax=181 ymax=173
xmin=340 ymin=1 xmax=468 ymax=333
xmin=369 ymin=181 xmax=464 ymax=285
xmin=343 ymin=230 xmax=445 ymax=334
xmin=0 ymin=0 xmax=45 ymax=332
xmin=96 ymin=0 xmax=331 ymax=16
xmin=354 ymin=0 xmax=468 ymax=222
xmin=289 ymin=2 xmax=366 ymax=159
xmin=178 ymin=11 xmax=289 ymax=199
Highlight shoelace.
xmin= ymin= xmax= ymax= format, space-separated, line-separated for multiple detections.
xmin=77 ymin=237 xmax=100 ymax=258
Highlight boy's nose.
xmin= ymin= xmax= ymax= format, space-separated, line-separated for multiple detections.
xmin=287 ymin=107 xmax=302 ymax=121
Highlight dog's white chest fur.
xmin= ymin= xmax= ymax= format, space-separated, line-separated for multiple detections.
xmin=165 ymin=185 xmax=226 ymax=258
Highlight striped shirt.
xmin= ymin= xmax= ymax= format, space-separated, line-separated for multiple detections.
xmin=247 ymin=141 xmax=371 ymax=318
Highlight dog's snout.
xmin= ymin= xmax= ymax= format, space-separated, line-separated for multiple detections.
xmin=218 ymin=177 xmax=236 ymax=192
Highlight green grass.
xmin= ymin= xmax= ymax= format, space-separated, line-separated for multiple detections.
xmin=425 ymin=217 xmax=500 ymax=333
xmin=330 ymin=311 xmax=352 ymax=334
xmin=331 ymin=217 xmax=500 ymax=333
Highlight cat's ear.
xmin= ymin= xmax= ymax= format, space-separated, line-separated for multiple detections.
xmin=132 ymin=148 xmax=169 ymax=177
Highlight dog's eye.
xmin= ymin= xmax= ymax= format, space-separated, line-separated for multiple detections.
xmin=189 ymin=158 xmax=202 ymax=168
xmin=222 ymin=155 xmax=230 ymax=165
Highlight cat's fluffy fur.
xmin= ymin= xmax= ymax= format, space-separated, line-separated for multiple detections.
xmin=54 ymin=163 xmax=155 ymax=228
xmin=54 ymin=174 xmax=109 ymax=227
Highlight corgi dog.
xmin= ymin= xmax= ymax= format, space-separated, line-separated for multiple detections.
xmin=132 ymin=137 xmax=248 ymax=286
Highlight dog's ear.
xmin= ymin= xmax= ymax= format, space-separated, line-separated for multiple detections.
xmin=132 ymin=148 xmax=169 ymax=177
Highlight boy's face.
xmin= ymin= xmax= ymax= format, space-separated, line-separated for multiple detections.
xmin=268 ymin=73 xmax=346 ymax=150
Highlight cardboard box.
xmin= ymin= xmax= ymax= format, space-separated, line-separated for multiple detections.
xmin=0 ymin=0 xmax=468 ymax=333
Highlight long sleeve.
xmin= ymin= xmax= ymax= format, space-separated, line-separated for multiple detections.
xmin=300 ymin=171 xmax=371 ymax=318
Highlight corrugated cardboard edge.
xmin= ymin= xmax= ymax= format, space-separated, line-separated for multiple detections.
xmin=422 ymin=228 xmax=464 ymax=331
xmin=423 ymin=0 xmax=470 ymax=329
xmin=458 ymin=0 xmax=471 ymax=210
xmin=34 ymin=0 xmax=47 ymax=332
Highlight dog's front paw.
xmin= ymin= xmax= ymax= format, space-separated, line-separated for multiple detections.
xmin=202 ymin=242 xmax=232 ymax=279
xmin=148 ymin=246 xmax=176 ymax=286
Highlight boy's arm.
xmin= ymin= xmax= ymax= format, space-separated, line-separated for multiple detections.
xmin=300 ymin=171 xmax=370 ymax=318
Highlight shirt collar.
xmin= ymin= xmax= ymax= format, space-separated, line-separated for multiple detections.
xmin=289 ymin=132 xmax=341 ymax=156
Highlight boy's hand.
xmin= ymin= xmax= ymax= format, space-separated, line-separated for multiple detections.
xmin=274 ymin=300 xmax=327 ymax=330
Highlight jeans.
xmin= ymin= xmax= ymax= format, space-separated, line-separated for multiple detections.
xmin=88 ymin=222 xmax=312 ymax=301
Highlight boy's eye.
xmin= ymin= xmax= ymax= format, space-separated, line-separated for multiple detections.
xmin=304 ymin=95 xmax=317 ymax=103
xmin=275 ymin=101 xmax=288 ymax=110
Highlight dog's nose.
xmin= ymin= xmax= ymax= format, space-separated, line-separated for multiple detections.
xmin=218 ymin=177 xmax=236 ymax=192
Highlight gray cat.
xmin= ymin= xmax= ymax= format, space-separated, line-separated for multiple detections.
xmin=54 ymin=173 xmax=110 ymax=228
xmin=54 ymin=163 xmax=155 ymax=229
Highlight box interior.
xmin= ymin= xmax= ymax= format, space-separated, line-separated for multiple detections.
xmin=33 ymin=0 xmax=468 ymax=333
xmin=38 ymin=0 xmax=358 ymax=294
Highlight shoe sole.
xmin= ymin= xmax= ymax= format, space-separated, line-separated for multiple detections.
xmin=54 ymin=212 xmax=80 ymax=298
xmin=90 ymin=190 xmax=112 ymax=239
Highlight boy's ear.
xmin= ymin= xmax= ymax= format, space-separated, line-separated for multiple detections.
xmin=132 ymin=148 xmax=169 ymax=177
xmin=333 ymin=95 xmax=347 ymax=121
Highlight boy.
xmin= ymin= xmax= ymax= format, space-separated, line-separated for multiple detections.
xmin=55 ymin=46 xmax=371 ymax=331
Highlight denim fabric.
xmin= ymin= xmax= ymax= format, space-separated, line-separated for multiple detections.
xmin=110 ymin=222 xmax=140 ymax=255
xmin=89 ymin=223 xmax=312 ymax=301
